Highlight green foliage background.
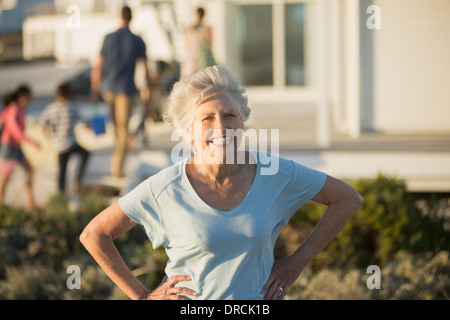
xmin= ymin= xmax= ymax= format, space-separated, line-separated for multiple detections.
xmin=0 ymin=175 xmax=449 ymax=300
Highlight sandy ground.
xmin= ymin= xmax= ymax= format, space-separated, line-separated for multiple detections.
xmin=1 ymin=113 xmax=174 ymax=210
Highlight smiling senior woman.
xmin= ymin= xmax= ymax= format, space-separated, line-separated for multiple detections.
xmin=80 ymin=66 xmax=363 ymax=300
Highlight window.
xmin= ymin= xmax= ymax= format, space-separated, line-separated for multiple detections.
xmin=236 ymin=5 xmax=273 ymax=86
xmin=230 ymin=1 xmax=310 ymax=88
xmin=285 ymin=3 xmax=306 ymax=86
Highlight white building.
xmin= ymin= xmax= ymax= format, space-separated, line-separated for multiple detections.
xmin=22 ymin=0 xmax=450 ymax=145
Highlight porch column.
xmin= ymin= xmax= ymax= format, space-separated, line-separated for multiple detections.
xmin=347 ymin=0 xmax=361 ymax=138
xmin=317 ymin=0 xmax=332 ymax=147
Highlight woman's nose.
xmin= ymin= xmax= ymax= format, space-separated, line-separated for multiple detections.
xmin=214 ymin=116 xmax=227 ymax=132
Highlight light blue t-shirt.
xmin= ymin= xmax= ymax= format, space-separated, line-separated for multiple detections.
xmin=118 ymin=152 xmax=327 ymax=300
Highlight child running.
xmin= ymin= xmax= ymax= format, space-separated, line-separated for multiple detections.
xmin=0 ymin=85 xmax=39 ymax=211
xmin=40 ymin=83 xmax=90 ymax=196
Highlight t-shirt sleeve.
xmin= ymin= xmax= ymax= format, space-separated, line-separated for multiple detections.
xmin=290 ymin=160 xmax=327 ymax=201
xmin=118 ymin=178 xmax=167 ymax=249
xmin=280 ymin=159 xmax=327 ymax=225
xmin=137 ymin=37 xmax=147 ymax=59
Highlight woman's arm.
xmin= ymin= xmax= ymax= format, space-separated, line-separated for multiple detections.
xmin=295 ymin=175 xmax=364 ymax=263
xmin=80 ymin=202 xmax=148 ymax=299
xmin=262 ymin=175 xmax=364 ymax=300
xmin=90 ymin=56 xmax=103 ymax=100
xmin=80 ymin=201 xmax=197 ymax=300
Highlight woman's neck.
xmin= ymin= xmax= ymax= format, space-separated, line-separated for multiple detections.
xmin=190 ymin=151 xmax=255 ymax=184
xmin=191 ymin=161 xmax=241 ymax=184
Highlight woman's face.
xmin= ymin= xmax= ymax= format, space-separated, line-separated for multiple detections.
xmin=191 ymin=91 xmax=244 ymax=164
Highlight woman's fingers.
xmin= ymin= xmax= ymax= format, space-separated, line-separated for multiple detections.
xmin=262 ymin=257 xmax=298 ymax=300
xmin=167 ymin=286 xmax=198 ymax=298
xmin=155 ymin=275 xmax=197 ymax=300
xmin=261 ymin=275 xmax=285 ymax=300
xmin=265 ymin=283 xmax=280 ymax=300
xmin=264 ymin=282 xmax=287 ymax=300
xmin=167 ymin=275 xmax=192 ymax=287
xmin=260 ymin=273 xmax=274 ymax=295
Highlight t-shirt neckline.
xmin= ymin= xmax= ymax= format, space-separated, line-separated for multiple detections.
xmin=181 ymin=152 xmax=260 ymax=216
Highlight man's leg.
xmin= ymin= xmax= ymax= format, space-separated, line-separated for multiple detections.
xmin=103 ymin=92 xmax=117 ymax=139
xmin=111 ymin=94 xmax=134 ymax=178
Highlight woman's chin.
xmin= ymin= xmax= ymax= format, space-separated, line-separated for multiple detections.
xmin=200 ymin=144 xmax=236 ymax=164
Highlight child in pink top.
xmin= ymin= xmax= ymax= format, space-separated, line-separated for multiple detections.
xmin=0 ymin=85 xmax=39 ymax=211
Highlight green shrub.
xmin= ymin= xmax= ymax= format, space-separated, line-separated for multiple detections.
xmin=288 ymin=174 xmax=450 ymax=270
xmin=0 ymin=193 xmax=167 ymax=300
xmin=1 ymin=174 xmax=449 ymax=300
xmin=0 ymin=264 xmax=66 ymax=300
xmin=287 ymin=251 xmax=450 ymax=300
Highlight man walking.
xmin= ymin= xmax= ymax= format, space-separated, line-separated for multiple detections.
xmin=91 ymin=6 xmax=151 ymax=178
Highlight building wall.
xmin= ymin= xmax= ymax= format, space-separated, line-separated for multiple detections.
xmin=22 ymin=0 xmax=219 ymax=64
xmin=20 ymin=0 xmax=450 ymax=136
xmin=23 ymin=14 xmax=116 ymax=63
xmin=366 ymin=0 xmax=450 ymax=133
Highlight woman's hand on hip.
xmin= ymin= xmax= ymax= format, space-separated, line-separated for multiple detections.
xmin=261 ymin=255 xmax=306 ymax=300
xmin=144 ymin=275 xmax=197 ymax=300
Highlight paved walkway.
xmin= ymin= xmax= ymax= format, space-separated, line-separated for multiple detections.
xmin=3 ymin=104 xmax=449 ymax=210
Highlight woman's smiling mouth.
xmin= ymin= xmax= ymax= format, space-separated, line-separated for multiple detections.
xmin=208 ymin=136 xmax=234 ymax=146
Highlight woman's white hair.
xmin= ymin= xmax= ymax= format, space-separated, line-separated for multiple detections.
xmin=164 ymin=65 xmax=250 ymax=132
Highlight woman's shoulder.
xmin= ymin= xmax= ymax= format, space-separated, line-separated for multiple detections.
xmin=254 ymin=151 xmax=327 ymax=194
xmin=145 ymin=159 xmax=186 ymax=197
xmin=252 ymin=151 xmax=294 ymax=177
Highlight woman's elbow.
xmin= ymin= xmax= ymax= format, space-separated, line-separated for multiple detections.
xmin=351 ymin=189 xmax=364 ymax=212
xmin=79 ymin=224 xmax=102 ymax=250
xmin=79 ymin=226 xmax=91 ymax=248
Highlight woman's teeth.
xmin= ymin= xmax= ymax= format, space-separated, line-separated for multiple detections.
xmin=209 ymin=137 xmax=233 ymax=145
